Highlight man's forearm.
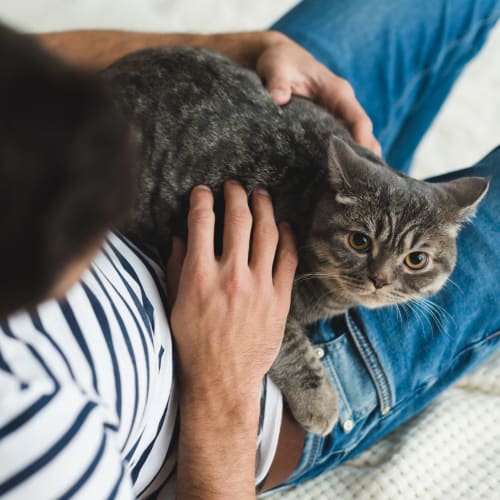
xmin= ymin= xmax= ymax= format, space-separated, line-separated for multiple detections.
xmin=35 ymin=30 xmax=283 ymax=69
xmin=176 ymin=387 xmax=261 ymax=500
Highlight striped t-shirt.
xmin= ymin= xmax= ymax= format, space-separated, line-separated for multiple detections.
xmin=0 ymin=233 xmax=283 ymax=498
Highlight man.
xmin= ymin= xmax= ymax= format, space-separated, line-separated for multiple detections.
xmin=1 ymin=0 xmax=499 ymax=497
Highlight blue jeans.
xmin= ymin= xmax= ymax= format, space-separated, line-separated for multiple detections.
xmin=270 ymin=0 xmax=500 ymax=489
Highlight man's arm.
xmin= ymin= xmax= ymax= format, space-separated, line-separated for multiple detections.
xmin=166 ymin=182 xmax=297 ymax=499
xmin=36 ymin=29 xmax=380 ymax=154
xmin=36 ymin=30 xmax=278 ymax=70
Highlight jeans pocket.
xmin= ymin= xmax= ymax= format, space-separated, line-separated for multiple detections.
xmin=314 ymin=332 xmax=379 ymax=439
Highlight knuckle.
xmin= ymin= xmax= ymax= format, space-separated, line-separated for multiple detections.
xmin=222 ymin=270 xmax=249 ymax=296
xmin=364 ymin=117 xmax=374 ymax=133
xmin=279 ymin=247 xmax=299 ymax=270
xmin=227 ymin=207 xmax=252 ymax=226
xmin=189 ymin=207 xmax=214 ymax=226
xmin=336 ymin=78 xmax=354 ymax=96
xmin=256 ymin=222 xmax=279 ymax=242
xmin=186 ymin=259 xmax=212 ymax=286
xmin=357 ymin=109 xmax=371 ymax=125
xmin=340 ymin=78 xmax=354 ymax=95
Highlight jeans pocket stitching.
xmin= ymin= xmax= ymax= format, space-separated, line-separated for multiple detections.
xmin=316 ymin=332 xmax=379 ymax=425
xmin=346 ymin=312 xmax=393 ymax=414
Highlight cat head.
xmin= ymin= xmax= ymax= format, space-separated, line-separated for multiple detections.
xmin=307 ymin=137 xmax=488 ymax=310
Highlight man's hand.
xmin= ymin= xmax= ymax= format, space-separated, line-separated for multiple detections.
xmin=256 ymin=33 xmax=381 ymax=155
xmin=167 ymin=182 xmax=297 ymax=398
xmin=37 ymin=29 xmax=380 ymax=154
xmin=166 ymin=182 xmax=297 ymax=499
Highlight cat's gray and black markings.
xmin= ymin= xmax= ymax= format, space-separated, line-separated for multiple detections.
xmin=103 ymin=47 xmax=488 ymax=435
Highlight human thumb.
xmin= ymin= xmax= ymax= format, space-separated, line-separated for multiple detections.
xmin=267 ymin=83 xmax=292 ymax=105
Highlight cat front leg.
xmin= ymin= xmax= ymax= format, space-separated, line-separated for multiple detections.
xmin=269 ymin=317 xmax=338 ymax=436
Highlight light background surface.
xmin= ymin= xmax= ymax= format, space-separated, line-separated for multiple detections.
xmin=1 ymin=1 xmax=499 ymax=498
xmin=2 ymin=0 xmax=500 ymax=178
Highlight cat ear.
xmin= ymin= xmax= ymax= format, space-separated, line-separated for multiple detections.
xmin=327 ymin=136 xmax=369 ymax=192
xmin=438 ymin=176 xmax=489 ymax=223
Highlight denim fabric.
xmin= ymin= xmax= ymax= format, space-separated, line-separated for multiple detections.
xmin=273 ymin=0 xmax=500 ymax=172
xmin=268 ymin=0 xmax=500 ymax=490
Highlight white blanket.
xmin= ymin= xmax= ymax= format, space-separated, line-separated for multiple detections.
xmin=272 ymin=349 xmax=500 ymax=499
xmin=1 ymin=2 xmax=499 ymax=497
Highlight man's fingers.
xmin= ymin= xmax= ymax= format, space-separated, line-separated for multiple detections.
xmin=266 ymin=75 xmax=292 ymax=105
xmin=257 ymin=50 xmax=293 ymax=105
xmin=166 ymin=236 xmax=187 ymax=306
xmin=273 ymin=223 xmax=298 ymax=300
xmin=186 ymin=185 xmax=216 ymax=261
xmin=368 ymin=137 xmax=383 ymax=157
xmin=250 ymin=188 xmax=279 ymax=274
xmin=349 ymin=115 xmax=381 ymax=155
xmin=222 ymin=181 xmax=252 ymax=264
xmin=269 ymin=87 xmax=292 ymax=105
xmin=319 ymin=75 xmax=381 ymax=155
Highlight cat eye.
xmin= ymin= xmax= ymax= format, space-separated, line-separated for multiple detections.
xmin=404 ymin=252 xmax=429 ymax=270
xmin=348 ymin=232 xmax=371 ymax=253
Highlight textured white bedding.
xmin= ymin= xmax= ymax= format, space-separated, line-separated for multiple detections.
xmin=1 ymin=1 xmax=499 ymax=498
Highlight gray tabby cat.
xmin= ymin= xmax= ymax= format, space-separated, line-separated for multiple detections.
xmin=102 ymin=47 xmax=488 ymax=435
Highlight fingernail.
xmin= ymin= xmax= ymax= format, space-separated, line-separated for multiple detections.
xmin=255 ymin=187 xmax=270 ymax=197
xmin=194 ymin=185 xmax=211 ymax=192
xmin=226 ymin=179 xmax=240 ymax=186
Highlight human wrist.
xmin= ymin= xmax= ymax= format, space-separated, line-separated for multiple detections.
xmin=177 ymin=384 xmax=261 ymax=499
xmin=179 ymin=378 xmax=262 ymax=430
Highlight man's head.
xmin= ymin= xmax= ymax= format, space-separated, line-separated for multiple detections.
xmin=0 ymin=23 xmax=139 ymax=318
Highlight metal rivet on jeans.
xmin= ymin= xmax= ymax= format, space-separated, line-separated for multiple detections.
xmin=382 ymin=407 xmax=391 ymax=416
xmin=343 ymin=419 xmax=354 ymax=433
xmin=314 ymin=347 xmax=325 ymax=359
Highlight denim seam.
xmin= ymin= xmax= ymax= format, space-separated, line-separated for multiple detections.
xmin=378 ymin=9 xmax=500 ymax=144
xmin=320 ymin=336 xmax=376 ymax=417
xmin=326 ymin=331 xmax=500 ymax=455
xmin=390 ymin=329 xmax=500 ymax=412
xmin=323 ymin=353 xmax=354 ymax=422
xmin=406 ymin=329 xmax=500 ymax=397
xmin=450 ymin=329 xmax=500 ymax=361
xmin=346 ymin=312 xmax=393 ymax=413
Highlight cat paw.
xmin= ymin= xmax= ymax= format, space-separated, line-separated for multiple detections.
xmin=287 ymin=381 xmax=339 ymax=436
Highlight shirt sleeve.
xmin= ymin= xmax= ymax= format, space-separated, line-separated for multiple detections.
xmin=255 ymin=375 xmax=283 ymax=487
xmin=0 ymin=369 xmax=135 ymax=499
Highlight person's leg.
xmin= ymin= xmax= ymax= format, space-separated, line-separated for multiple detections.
xmin=278 ymin=148 xmax=500 ymax=488
xmin=272 ymin=0 xmax=500 ymax=172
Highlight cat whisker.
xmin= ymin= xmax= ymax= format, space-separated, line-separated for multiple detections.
xmin=294 ymin=271 xmax=344 ymax=284
xmin=397 ymin=304 xmax=405 ymax=325
xmin=308 ymin=288 xmax=343 ymax=311
xmin=401 ymin=303 xmax=411 ymax=323
xmin=442 ymin=277 xmax=463 ymax=294
xmin=387 ymin=290 xmax=408 ymax=301
xmin=418 ymin=298 xmax=456 ymax=337
xmin=390 ymin=304 xmax=403 ymax=326
xmin=404 ymin=301 xmax=429 ymax=337
xmin=407 ymin=298 xmax=454 ymax=340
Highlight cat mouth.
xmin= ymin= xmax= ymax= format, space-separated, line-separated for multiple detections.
xmin=358 ymin=288 xmax=383 ymax=297
xmin=359 ymin=294 xmax=388 ymax=308
xmin=356 ymin=288 xmax=394 ymax=308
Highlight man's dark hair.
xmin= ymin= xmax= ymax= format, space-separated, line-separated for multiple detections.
xmin=0 ymin=23 xmax=139 ymax=318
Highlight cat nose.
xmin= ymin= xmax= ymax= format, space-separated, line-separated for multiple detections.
xmin=370 ymin=275 xmax=389 ymax=289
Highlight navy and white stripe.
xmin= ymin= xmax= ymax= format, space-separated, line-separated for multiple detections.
xmin=0 ymin=232 xmax=282 ymax=498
